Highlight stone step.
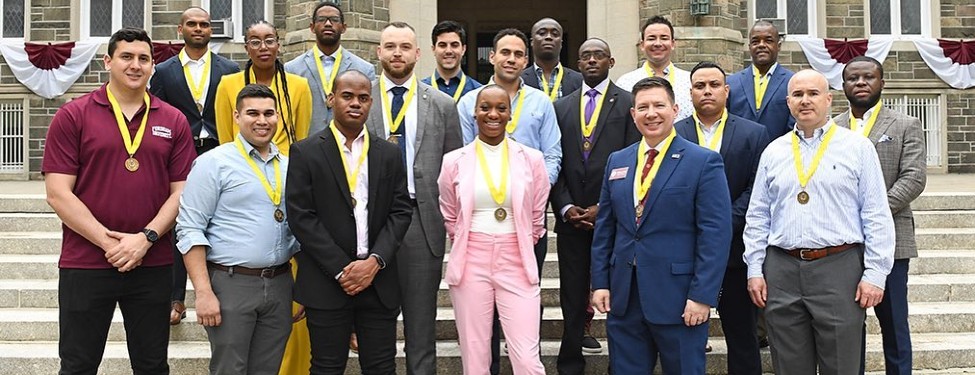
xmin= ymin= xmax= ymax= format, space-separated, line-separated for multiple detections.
xmin=913 ymin=192 xmax=975 ymax=211
xmin=915 ymin=228 xmax=975 ymax=250
xmin=0 ymin=232 xmax=61 ymax=255
xmin=914 ymin=211 xmax=975 ymax=229
xmin=0 ymin=194 xmax=50 ymax=214
xmin=2 ymin=332 xmax=975 ymax=374
xmin=0 ymin=213 xmax=61 ymax=232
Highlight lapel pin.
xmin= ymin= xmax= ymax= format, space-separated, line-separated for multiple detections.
xmin=609 ymin=98 xmax=615 ymax=103
xmin=671 ymin=154 xmax=681 ymax=159
xmin=423 ymin=94 xmax=428 ymax=99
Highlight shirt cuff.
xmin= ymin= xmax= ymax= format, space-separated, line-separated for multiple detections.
xmin=746 ymin=263 xmax=764 ymax=279
xmin=559 ymin=204 xmax=574 ymax=222
xmin=861 ymin=269 xmax=887 ymax=291
xmin=176 ymin=231 xmax=210 ymax=255
xmin=335 ymin=271 xmax=343 ymax=280
xmin=370 ymin=253 xmax=387 ymax=269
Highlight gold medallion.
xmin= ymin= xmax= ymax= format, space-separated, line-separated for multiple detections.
xmin=387 ymin=134 xmax=400 ymax=145
xmin=351 ymin=196 xmax=357 ymax=208
xmin=124 ymin=157 xmax=140 ymax=172
xmin=196 ymin=103 xmax=203 ymax=113
xmin=635 ymin=204 xmax=644 ymax=218
xmin=274 ymin=208 xmax=284 ymax=222
xmin=797 ymin=191 xmax=810 ymax=205
xmin=494 ymin=207 xmax=507 ymax=222
xmin=583 ymin=140 xmax=592 ymax=151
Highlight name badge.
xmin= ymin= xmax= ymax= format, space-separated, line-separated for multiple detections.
xmin=609 ymin=167 xmax=628 ymax=180
xmin=151 ymin=126 xmax=172 ymax=139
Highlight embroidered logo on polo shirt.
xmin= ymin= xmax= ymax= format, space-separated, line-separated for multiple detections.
xmin=151 ymin=126 xmax=172 ymax=139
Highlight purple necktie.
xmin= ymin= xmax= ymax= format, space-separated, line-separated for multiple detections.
xmin=585 ymin=89 xmax=598 ymax=123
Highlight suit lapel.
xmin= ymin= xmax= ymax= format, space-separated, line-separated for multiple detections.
xmin=719 ymin=116 xmax=738 ymax=160
xmin=678 ymin=118 xmax=699 ymax=144
xmin=742 ymin=67 xmax=758 ymax=117
xmin=367 ymin=136 xmax=381 ymax=219
xmin=459 ymin=148 xmax=477 ymax=222
xmin=302 ymin=51 xmax=327 ymax=100
xmin=638 ymin=140 xmax=684 ymax=231
xmin=203 ymin=52 xmax=222 ymax=109
xmin=589 ymin=87 xmax=617 ymax=149
xmin=414 ymin=86 xmax=430 ymax=156
xmin=868 ymin=107 xmax=896 ymax=143
xmin=617 ymin=146 xmax=639 ymax=227
xmin=759 ymin=68 xmax=788 ymax=118
xmin=320 ymin=132 xmax=355 ymax=210
xmin=366 ymin=85 xmax=384 ymax=137
xmin=509 ymin=144 xmax=525 ymax=221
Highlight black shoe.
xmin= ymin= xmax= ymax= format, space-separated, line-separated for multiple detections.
xmin=758 ymin=336 xmax=770 ymax=348
xmin=705 ymin=343 xmax=713 ymax=352
xmin=582 ymin=335 xmax=602 ymax=353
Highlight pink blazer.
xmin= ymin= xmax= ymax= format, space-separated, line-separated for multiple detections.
xmin=437 ymin=140 xmax=550 ymax=286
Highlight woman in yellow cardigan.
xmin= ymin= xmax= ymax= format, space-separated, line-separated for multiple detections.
xmin=213 ymin=21 xmax=313 ymax=375
xmin=215 ymin=21 xmax=312 ymax=154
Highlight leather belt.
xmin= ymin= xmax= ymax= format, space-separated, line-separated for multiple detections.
xmin=194 ymin=137 xmax=219 ymax=149
xmin=207 ymin=261 xmax=291 ymax=278
xmin=782 ymin=243 xmax=859 ymax=261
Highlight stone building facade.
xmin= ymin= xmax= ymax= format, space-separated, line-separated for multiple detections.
xmin=1 ymin=0 xmax=973 ymax=179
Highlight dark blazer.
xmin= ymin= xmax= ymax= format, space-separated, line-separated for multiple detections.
xmin=591 ymin=135 xmax=732 ymax=324
xmin=726 ymin=65 xmax=795 ymax=139
xmin=521 ymin=65 xmax=583 ymax=99
xmin=149 ymin=51 xmax=240 ymax=139
xmin=551 ymin=82 xmax=640 ymax=234
xmin=286 ymin=129 xmax=413 ymax=310
xmin=675 ymin=113 xmax=770 ymax=267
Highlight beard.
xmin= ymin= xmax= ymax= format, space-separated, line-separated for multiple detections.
xmin=849 ymin=90 xmax=882 ymax=109
xmin=381 ymin=60 xmax=416 ymax=80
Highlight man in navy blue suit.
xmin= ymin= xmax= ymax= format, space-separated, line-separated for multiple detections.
xmin=727 ymin=20 xmax=794 ymax=139
xmin=591 ymin=76 xmax=732 ymax=374
xmin=675 ymin=62 xmax=770 ymax=375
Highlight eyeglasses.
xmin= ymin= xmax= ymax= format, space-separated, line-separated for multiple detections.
xmin=246 ymin=38 xmax=278 ymax=49
xmin=314 ymin=16 xmax=342 ymax=24
xmin=579 ymin=51 xmax=609 ymax=61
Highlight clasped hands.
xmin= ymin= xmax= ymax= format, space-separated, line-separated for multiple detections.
xmin=103 ymin=230 xmax=149 ymax=272
xmin=592 ymin=289 xmax=710 ymax=327
xmin=340 ymin=257 xmax=380 ymax=296
xmin=564 ymin=205 xmax=598 ymax=231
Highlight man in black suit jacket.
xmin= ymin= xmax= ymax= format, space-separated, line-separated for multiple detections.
xmin=286 ymin=70 xmax=413 ymax=375
xmin=521 ymin=18 xmax=583 ymax=102
xmin=147 ymin=6 xmax=240 ymax=327
xmin=552 ymin=38 xmax=640 ymax=374
xmin=675 ymin=62 xmax=770 ymax=375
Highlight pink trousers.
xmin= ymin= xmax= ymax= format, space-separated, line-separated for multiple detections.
xmin=449 ymin=232 xmax=545 ymax=375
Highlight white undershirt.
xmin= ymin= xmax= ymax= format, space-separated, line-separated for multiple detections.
xmin=470 ymin=139 xmax=516 ymax=234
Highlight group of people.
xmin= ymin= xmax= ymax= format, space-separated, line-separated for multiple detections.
xmin=41 ymin=2 xmax=927 ymax=375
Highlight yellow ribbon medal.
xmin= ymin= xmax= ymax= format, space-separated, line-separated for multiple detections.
xmin=430 ymin=73 xmax=467 ymax=102
xmin=330 ymin=121 xmax=370 ymax=207
xmin=579 ymin=89 xmax=606 ymax=151
xmin=475 ymin=138 xmax=510 ymax=221
xmin=180 ymin=49 xmax=211 ymax=112
xmin=644 ymin=62 xmax=676 ymax=86
xmin=233 ymin=137 xmax=284 ymax=222
xmin=850 ymin=100 xmax=883 ymax=137
xmin=791 ymin=122 xmax=838 ymax=205
xmin=505 ymin=89 xmax=527 ymax=141
xmin=692 ymin=110 xmax=728 ymax=151
xmin=106 ymin=86 xmax=151 ymax=172
xmin=635 ymin=129 xmax=676 ymax=218
xmin=379 ymin=75 xmax=418 ymax=145
xmin=539 ymin=66 xmax=565 ymax=102
xmin=313 ymin=46 xmax=344 ymax=106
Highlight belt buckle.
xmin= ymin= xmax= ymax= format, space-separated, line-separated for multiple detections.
xmin=799 ymin=249 xmax=814 ymax=261
xmin=260 ymin=268 xmax=275 ymax=278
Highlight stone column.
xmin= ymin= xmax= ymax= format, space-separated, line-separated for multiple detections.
xmin=639 ymin=0 xmax=746 ymax=72
xmin=588 ymin=0 xmax=641 ymax=81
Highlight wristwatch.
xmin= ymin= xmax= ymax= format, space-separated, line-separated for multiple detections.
xmin=142 ymin=228 xmax=159 ymax=243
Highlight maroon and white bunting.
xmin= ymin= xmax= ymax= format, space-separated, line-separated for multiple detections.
xmin=914 ymin=39 xmax=975 ymax=89
xmin=795 ymin=38 xmax=894 ymax=89
xmin=0 ymin=41 xmax=101 ymax=99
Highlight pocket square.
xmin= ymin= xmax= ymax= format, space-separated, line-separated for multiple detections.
xmin=878 ymin=134 xmax=894 ymax=143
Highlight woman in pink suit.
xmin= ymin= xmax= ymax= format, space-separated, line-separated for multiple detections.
xmin=438 ymin=85 xmax=549 ymax=375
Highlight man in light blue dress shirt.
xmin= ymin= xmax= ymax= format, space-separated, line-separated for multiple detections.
xmin=743 ymin=70 xmax=895 ymax=375
xmin=176 ymin=85 xmax=300 ymax=374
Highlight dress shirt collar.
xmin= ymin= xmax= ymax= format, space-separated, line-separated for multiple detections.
xmin=333 ymin=126 xmax=369 ymax=148
xmin=179 ymin=48 xmax=210 ymax=66
xmin=851 ymin=104 xmax=878 ymax=122
xmin=434 ymin=69 xmax=462 ymax=84
xmin=487 ymin=76 xmax=526 ymax=90
xmin=794 ymin=118 xmax=834 ymax=141
xmin=236 ymin=133 xmax=281 ymax=162
xmin=696 ymin=109 xmax=726 ymax=131
xmin=534 ymin=62 xmax=562 ymax=78
xmin=641 ymin=135 xmax=668 ymax=152
xmin=581 ymin=77 xmax=611 ymax=96
xmin=382 ymin=73 xmax=415 ymax=93
xmin=752 ymin=62 xmax=778 ymax=78
xmin=316 ymin=46 xmax=341 ymax=61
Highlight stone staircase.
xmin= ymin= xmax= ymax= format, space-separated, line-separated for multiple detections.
xmin=2 ymin=188 xmax=975 ymax=374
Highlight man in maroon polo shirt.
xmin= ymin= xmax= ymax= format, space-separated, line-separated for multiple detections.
xmin=42 ymin=27 xmax=195 ymax=374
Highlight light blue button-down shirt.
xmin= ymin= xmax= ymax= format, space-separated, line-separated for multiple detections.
xmin=457 ymin=80 xmax=562 ymax=185
xmin=743 ymin=121 xmax=895 ymax=288
xmin=176 ymin=134 xmax=298 ymax=268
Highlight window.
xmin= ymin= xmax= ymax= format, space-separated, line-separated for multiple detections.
xmin=753 ymin=0 xmax=817 ymax=37
xmin=883 ymin=94 xmax=944 ymax=168
xmin=203 ymin=0 xmax=271 ymax=41
xmin=1 ymin=0 xmax=25 ymax=39
xmin=869 ymin=0 xmax=931 ymax=37
xmin=0 ymin=99 xmax=26 ymax=174
xmin=80 ymin=0 xmax=146 ymax=38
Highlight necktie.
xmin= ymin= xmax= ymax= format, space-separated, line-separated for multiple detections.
xmin=390 ymin=86 xmax=407 ymax=167
xmin=637 ymin=148 xmax=659 ymax=223
xmin=585 ymin=89 xmax=598 ymax=123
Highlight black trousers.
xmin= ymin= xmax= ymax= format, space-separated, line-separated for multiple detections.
xmin=58 ymin=266 xmax=172 ymax=375
xmin=717 ymin=266 xmax=762 ymax=375
xmin=305 ymin=287 xmax=400 ymax=375
xmin=171 ymin=243 xmax=187 ymax=302
xmin=556 ymin=230 xmax=594 ymax=375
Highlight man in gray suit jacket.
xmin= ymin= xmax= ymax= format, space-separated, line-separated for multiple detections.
xmin=285 ymin=1 xmax=377 ymax=135
xmin=836 ymin=56 xmax=926 ymax=375
xmin=365 ymin=22 xmax=462 ymax=375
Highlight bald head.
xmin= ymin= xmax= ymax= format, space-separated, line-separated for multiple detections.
xmin=787 ymin=69 xmax=833 ymax=132
xmin=578 ymin=38 xmax=614 ymax=87
xmin=180 ymin=7 xmax=210 ymax=24
xmin=178 ymin=7 xmax=212 ymax=48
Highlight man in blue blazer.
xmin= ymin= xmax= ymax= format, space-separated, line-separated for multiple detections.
xmin=675 ymin=62 xmax=771 ymax=375
xmin=591 ymin=76 xmax=732 ymax=374
xmin=726 ymin=21 xmax=794 ymax=139
xmin=285 ymin=1 xmax=377 ymax=135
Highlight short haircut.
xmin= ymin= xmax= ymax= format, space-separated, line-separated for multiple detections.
xmin=180 ymin=6 xmax=210 ymax=24
xmin=383 ymin=21 xmax=415 ymax=33
xmin=843 ymin=55 xmax=885 ymax=79
xmin=475 ymin=84 xmax=509 ymax=105
xmin=311 ymin=1 xmax=344 ymax=23
xmin=108 ymin=27 xmax=153 ymax=58
xmin=690 ymin=61 xmax=727 ymax=81
xmin=493 ymin=28 xmax=528 ymax=50
xmin=432 ymin=20 xmax=466 ymax=46
xmin=236 ymin=84 xmax=277 ymax=108
xmin=333 ymin=69 xmax=372 ymax=90
xmin=632 ymin=76 xmax=675 ymax=104
xmin=640 ymin=15 xmax=674 ymax=39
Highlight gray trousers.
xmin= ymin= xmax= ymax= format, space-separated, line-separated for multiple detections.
xmin=397 ymin=210 xmax=443 ymax=375
xmin=205 ymin=267 xmax=294 ymax=375
xmin=765 ymin=246 xmax=867 ymax=375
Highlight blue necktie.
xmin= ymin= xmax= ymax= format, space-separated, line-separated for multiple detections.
xmin=390 ymin=86 xmax=408 ymax=168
